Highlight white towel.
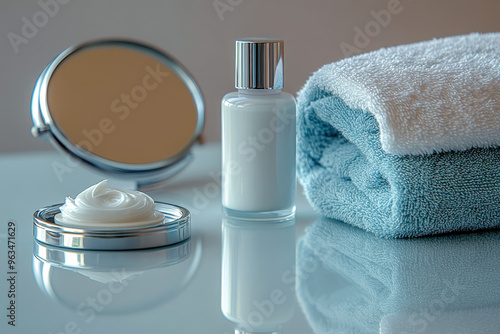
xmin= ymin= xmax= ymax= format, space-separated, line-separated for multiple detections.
xmin=308 ymin=32 xmax=500 ymax=155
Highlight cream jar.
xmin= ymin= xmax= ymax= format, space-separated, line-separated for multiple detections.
xmin=33 ymin=180 xmax=191 ymax=250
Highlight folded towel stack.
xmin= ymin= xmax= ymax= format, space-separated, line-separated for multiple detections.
xmin=297 ymin=32 xmax=500 ymax=238
xmin=296 ymin=218 xmax=500 ymax=333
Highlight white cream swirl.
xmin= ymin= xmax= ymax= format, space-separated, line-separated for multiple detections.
xmin=55 ymin=180 xmax=164 ymax=229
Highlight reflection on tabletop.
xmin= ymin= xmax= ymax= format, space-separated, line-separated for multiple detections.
xmin=221 ymin=217 xmax=296 ymax=334
xmin=32 ymin=237 xmax=202 ymax=314
xmin=296 ymin=219 xmax=500 ymax=334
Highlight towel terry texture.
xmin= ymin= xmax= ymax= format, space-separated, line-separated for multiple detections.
xmin=296 ymin=219 xmax=500 ymax=334
xmin=297 ymin=32 xmax=500 ymax=238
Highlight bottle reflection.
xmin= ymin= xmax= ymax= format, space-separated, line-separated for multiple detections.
xmin=32 ymin=237 xmax=202 ymax=314
xmin=221 ymin=217 xmax=296 ymax=334
xmin=297 ymin=219 xmax=500 ymax=334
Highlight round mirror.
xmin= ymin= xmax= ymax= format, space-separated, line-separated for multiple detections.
xmin=32 ymin=40 xmax=204 ymax=186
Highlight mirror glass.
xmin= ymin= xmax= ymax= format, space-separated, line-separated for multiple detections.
xmin=45 ymin=42 xmax=202 ymax=165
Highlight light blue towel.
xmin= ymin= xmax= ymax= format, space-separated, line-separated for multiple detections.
xmin=296 ymin=218 xmax=500 ymax=334
xmin=297 ymin=32 xmax=500 ymax=238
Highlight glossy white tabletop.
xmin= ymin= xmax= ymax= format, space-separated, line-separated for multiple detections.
xmin=0 ymin=143 xmax=499 ymax=334
xmin=0 ymin=143 xmax=316 ymax=334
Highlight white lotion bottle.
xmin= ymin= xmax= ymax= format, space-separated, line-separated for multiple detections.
xmin=222 ymin=39 xmax=296 ymax=220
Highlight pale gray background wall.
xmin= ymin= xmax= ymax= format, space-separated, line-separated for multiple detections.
xmin=1 ymin=0 xmax=499 ymax=153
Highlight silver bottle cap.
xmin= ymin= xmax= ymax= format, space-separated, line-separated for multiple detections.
xmin=235 ymin=38 xmax=284 ymax=89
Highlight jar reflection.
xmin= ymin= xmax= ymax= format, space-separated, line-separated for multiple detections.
xmin=32 ymin=237 xmax=201 ymax=314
